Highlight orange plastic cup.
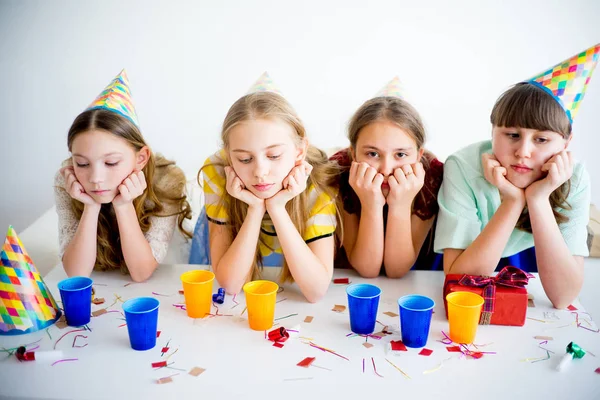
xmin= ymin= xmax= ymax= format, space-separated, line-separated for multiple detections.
xmin=243 ymin=280 xmax=279 ymax=331
xmin=180 ymin=270 xmax=215 ymax=318
xmin=446 ymin=291 xmax=484 ymax=344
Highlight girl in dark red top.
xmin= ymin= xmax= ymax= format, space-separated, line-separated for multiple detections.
xmin=330 ymin=85 xmax=444 ymax=277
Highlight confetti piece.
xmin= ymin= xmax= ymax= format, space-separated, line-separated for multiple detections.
xmin=51 ymin=358 xmax=78 ymax=366
xmin=157 ymin=376 xmax=176 ymax=384
xmin=419 ymin=348 xmax=433 ymax=356
xmin=304 ymin=316 xmax=314 ymax=323
xmin=123 ymin=282 xmax=134 ymax=287
xmin=390 ymin=340 xmax=407 ymax=351
xmin=152 ymin=292 xmax=171 ymax=297
xmin=276 ymin=298 xmax=288 ymax=304
xmin=46 ymin=328 xmax=52 ymax=340
xmin=423 ymin=357 xmax=453 ymax=374
xmin=117 ymin=323 xmax=127 ymax=328
xmin=528 ymin=299 xmax=535 ymax=308
xmin=152 ymin=361 xmax=167 ymax=368
xmin=534 ymin=336 xmax=553 ymax=341
xmin=273 ymin=342 xmax=284 ymax=348
xmin=161 ymin=347 xmax=169 ymax=354
xmin=446 ymin=346 xmax=461 ymax=352
xmin=385 ymin=358 xmax=411 ymax=379
xmin=383 ymin=311 xmax=399 ymax=318
xmin=332 ymin=305 xmax=346 ymax=313
xmin=371 ymin=357 xmax=384 ymax=377
xmin=567 ymin=305 xmax=578 ymax=311
xmin=189 ymin=367 xmax=206 ymax=376
xmin=54 ymin=329 xmax=87 ymax=350
xmin=92 ymin=298 xmax=105 ymax=305
xmin=527 ymin=317 xmax=549 ymax=323
xmin=297 ymin=357 xmax=316 ymax=368
xmin=595 ymin=367 xmax=600 ymax=374
xmin=178 ymin=289 xmax=184 ymax=295
xmin=56 ymin=316 xmax=68 ymax=330
xmin=274 ymin=313 xmax=297 ymax=321
xmin=311 ymin=364 xmax=332 ymax=371
xmin=72 ymin=335 xmax=88 ymax=348
xmin=157 ymin=331 xmax=161 ymax=338
xmin=333 ymin=278 xmax=350 ymax=284
xmin=363 ymin=343 xmax=374 ymax=349
xmin=91 ymin=309 xmax=107 ymax=317
xmin=308 ymin=342 xmax=349 ymax=361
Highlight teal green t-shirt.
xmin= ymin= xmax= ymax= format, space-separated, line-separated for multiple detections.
xmin=434 ymin=140 xmax=590 ymax=257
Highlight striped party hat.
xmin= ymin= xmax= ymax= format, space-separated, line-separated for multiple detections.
xmin=0 ymin=226 xmax=62 ymax=335
xmin=246 ymin=72 xmax=283 ymax=95
xmin=527 ymin=43 xmax=600 ymax=124
xmin=375 ymin=76 xmax=404 ymax=98
xmin=86 ymin=69 xmax=140 ymax=127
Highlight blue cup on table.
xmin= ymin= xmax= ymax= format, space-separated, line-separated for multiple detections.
xmin=57 ymin=276 xmax=93 ymax=327
xmin=346 ymin=283 xmax=382 ymax=335
xmin=122 ymin=297 xmax=160 ymax=351
xmin=398 ymin=294 xmax=435 ymax=348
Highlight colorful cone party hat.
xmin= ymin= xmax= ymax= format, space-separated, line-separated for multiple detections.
xmin=86 ymin=69 xmax=140 ymax=127
xmin=375 ymin=76 xmax=404 ymax=98
xmin=526 ymin=43 xmax=600 ymax=124
xmin=0 ymin=226 xmax=62 ymax=335
xmin=246 ymin=72 xmax=283 ymax=95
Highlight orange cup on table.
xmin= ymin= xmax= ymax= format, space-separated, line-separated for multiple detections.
xmin=180 ymin=270 xmax=215 ymax=318
xmin=446 ymin=291 xmax=484 ymax=344
xmin=243 ymin=280 xmax=279 ymax=331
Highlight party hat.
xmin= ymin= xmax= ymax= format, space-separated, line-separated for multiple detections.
xmin=86 ymin=69 xmax=140 ymax=127
xmin=0 ymin=226 xmax=62 ymax=335
xmin=527 ymin=43 xmax=600 ymax=123
xmin=246 ymin=72 xmax=283 ymax=95
xmin=375 ymin=76 xmax=404 ymax=98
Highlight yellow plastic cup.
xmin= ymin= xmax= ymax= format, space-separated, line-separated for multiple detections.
xmin=446 ymin=291 xmax=484 ymax=344
xmin=243 ymin=280 xmax=279 ymax=331
xmin=180 ymin=270 xmax=215 ymax=318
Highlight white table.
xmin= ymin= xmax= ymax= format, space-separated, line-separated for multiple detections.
xmin=1 ymin=263 xmax=599 ymax=400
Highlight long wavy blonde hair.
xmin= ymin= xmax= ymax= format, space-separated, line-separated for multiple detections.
xmin=491 ymin=83 xmax=572 ymax=233
xmin=64 ymin=109 xmax=192 ymax=273
xmin=199 ymin=92 xmax=340 ymax=282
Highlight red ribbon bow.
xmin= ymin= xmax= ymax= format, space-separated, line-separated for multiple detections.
xmin=457 ymin=266 xmax=534 ymax=314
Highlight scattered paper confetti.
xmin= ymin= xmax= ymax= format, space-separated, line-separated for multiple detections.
xmin=390 ymin=340 xmax=407 ymax=351
xmin=161 ymin=347 xmax=169 ymax=354
xmin=534 ymin=336 xmax=554 ymax=341
xmin=189 ymin=367 xmax=206 ymax=376
xmin=333 ymin=278 xmax=350 ymax=284
xmin=567 ymin=305 xmax=578 ymax=311
xmin=157 ymin=377 xmax=173 ymax=384
xmin=419 ymin=348 xmax=433 ymax=356
xmin=446 ymin=346 xmax=461 ymax=352
xmin=383 ymin=311 xmax=399 ymax=318
xmin=304 ymin=316 xmax=314 ymax=323
xmin=157 ymin=331 xmax=161 ymax=338
xmin=528 ymin=299 xmax=535 ymax=308
xmin=274 ymin=313 xmax=297 ymax=321
xmin=363 ymin=343 xmax=374 ymax=349
xmin=371 ymin=357 xmax=384 ymax=377
xmin=297 ymin=357 xmax=316 ymax=368
xmin=55 ymin=315 xmax=68 ymax=330
xmin=152 ymin=361 xmax=167 ymax=368
xmin=92 ymin=298 xmax=105 ymax=305
xmin=332 ymin=305 xmax=346 ymax=313
xmin=178 ymin=289 xmax=184 ymax=295
xmin=595 ymin=367 xmax=600 ymax=374
xmin=51 ymin=358 xmax=78 ymax=366
xmin=91 ymin=309 xmax=107 ymax=317
xmin=385 ymin=358 xmax=411 ymax=379
xmin=273 ymin=342 xmax=284 ymax=348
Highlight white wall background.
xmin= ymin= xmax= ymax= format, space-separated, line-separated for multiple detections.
xmin=1 ymin=0 xmax=599 ymax=234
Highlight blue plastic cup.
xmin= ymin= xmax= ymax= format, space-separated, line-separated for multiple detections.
xmin=346 ymin=284 xmax=382 ymax=335
xmin=57 ymin=276 xmax=93 ymax=327
xmin=122 ymin=297 xmax=160 ymax=351
xmin=398 ymin=294 xmax=435 ymax=348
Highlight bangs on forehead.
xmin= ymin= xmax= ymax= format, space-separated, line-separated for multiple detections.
xmin=490 ymin=83 xmax=571 ymax=137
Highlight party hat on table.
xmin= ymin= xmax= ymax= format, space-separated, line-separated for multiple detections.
xmin=526 ymin=43 xmax=600 ymax=124
xmin=0 ymin=226 xmax=62 ymax=335
xmin=246 ymin=72 xmax=283 ymax=95
xmin=374 ymin=76 xmax=404 ymax=98
xmin=86 ymin=69 xmax=140 ymax=127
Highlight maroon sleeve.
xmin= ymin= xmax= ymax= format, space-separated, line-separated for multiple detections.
xmin=413 ymin=155 xmax=444 ymax=220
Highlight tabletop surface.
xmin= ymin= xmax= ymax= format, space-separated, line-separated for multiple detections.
xmin=1 ymin=262 xmax=600 ymax=400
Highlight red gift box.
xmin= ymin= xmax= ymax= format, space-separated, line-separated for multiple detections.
xmin=443 ymin=266 xmax=533 ymax=326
